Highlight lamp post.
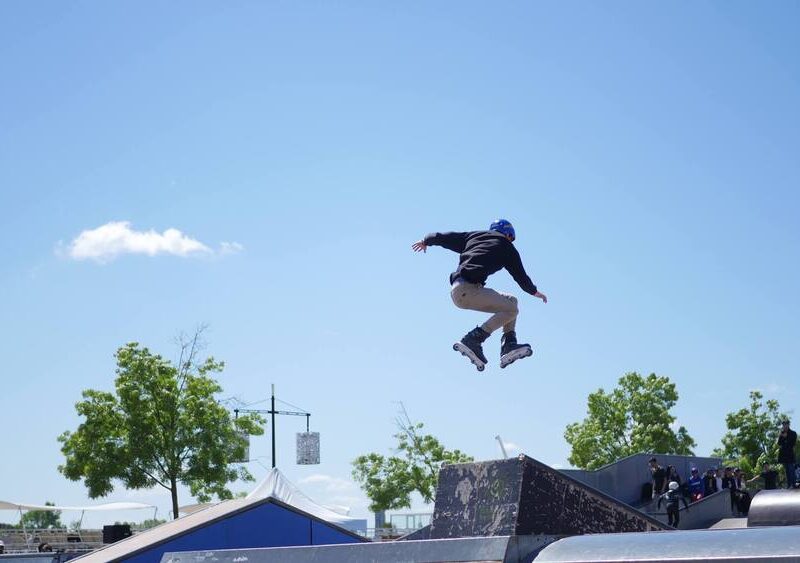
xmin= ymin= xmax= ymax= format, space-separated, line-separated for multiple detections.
xmin=234 ymin=384 xmax=311 ymax=468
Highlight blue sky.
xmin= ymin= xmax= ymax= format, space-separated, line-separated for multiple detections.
xmin=1 ymin=1 xmax=799 ymax=526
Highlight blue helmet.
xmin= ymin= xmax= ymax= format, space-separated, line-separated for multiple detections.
xmin=490 ymin=219 xmax=515 ymax=241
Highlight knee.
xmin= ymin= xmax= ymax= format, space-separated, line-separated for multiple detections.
xmin=451 ymin=290 xmax=469 ymax=309
xmin=505 ymin=295 xmax=519 ymax=315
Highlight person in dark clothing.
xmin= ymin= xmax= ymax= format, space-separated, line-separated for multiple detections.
xmin=749 ymin=462 xmax=779 ymax=490
xmin=413 ymin=220 xmax=547 ymax=370
xmin=721 ymin=467 xmax=735 ymax=489
xmin=658 ymin=481 xmax=690 ymax=527
xmin=649 ymin=457 xmax=667 ymax=497
xmin=666 ymin=465 xmax=682 ymax=488
xmin=778 ymin=419 xmax=797 ymax=488
xmin=732 ymin=468 xmax=752 ymax=515
xmin=703 ymin=468 xmax=719 ymax=495
xmin=721 ymin=467 xmax=737 ymax=512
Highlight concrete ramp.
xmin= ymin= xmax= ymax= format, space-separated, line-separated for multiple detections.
xmin=431 ymin=455 xmax=667 ymax=538
xmin=161 ymin=535 xmax=555 ymax=563
xmin=748 ymin=489 xmax=800 ymax=527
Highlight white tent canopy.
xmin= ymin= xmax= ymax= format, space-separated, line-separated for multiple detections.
xmin=245 ymin=468 xmax=360 ymax=526
xmin=0 ymin=501 xmax=155 ymax=512
xmin=179 ymin=468 xmax=366 ymax=532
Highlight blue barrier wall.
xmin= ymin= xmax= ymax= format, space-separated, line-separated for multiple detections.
xmin=123 ymin=502 xmax=360 ymax=563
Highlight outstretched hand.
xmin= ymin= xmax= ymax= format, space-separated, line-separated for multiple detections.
xmin=535 ymin=291 xmax=548 ymax=304
xmin=412 ymin=240 xmax=427 ymax=253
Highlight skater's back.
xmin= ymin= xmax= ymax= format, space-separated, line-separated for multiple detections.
xmin=424 ymin=230 xmax=538 ymax=295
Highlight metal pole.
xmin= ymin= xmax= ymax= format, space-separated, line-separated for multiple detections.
xmin=306 ymin=413 xmax=310 ymax=432
xmin=495 ymin=435 xmax=509 ymax=459
xmin=271 ymin=384 xmax=276 ymax=468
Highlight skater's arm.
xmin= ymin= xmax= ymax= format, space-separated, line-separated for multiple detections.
xmin=505 ymin=245 xmax=546 ymax=301
xmin=421 ymin=232 xmax=468 ymax=253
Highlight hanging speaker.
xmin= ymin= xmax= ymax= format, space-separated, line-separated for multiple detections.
xmin=296 ymin=431 xmax=320 ymax=465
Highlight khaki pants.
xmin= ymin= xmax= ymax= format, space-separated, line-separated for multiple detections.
xmin=450 ymin=281 xmax=518 ymax=334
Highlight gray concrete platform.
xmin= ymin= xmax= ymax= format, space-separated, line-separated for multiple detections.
xmin=161 ymin=535 xmax=559 ymax=563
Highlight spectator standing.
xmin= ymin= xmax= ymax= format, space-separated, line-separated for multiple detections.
xmin=721 ymin=467 xmax=735 ymax=489
xmin=666 ymin=465 xmax=682 ymax=487
xmin=688 ymin=467 xmax=704 ymax=502
xmin=0 ymin=540 xmax=5 ymax=554
xmin=649 ymin=457 xmax=668 ymax=498
xmin=658 ymin=481 xmax=690 ymax=528
xmin=778 ymin=419 xmax=797 ymax=489
xmin=732 ymin=468 xmax=752 ymax=515
xmin=703 ymin=468 xmax=719 ymax=496
xmin=721 ymin=467 xmax=737 ymax=512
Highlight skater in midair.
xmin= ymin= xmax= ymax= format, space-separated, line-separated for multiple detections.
xmin=412 ymin=219 xmax=547 ymax=370
xmin=657 ymin=481 xmax=690 ymax=528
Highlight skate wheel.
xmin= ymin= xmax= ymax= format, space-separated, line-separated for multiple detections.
xmin=453 ymin=344 xmax=459 ymax=351
xmin=476 ymin=364 xmax=485 ymax=372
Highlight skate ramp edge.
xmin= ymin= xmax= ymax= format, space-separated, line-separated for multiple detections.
xmin=534 ymin=525 xmax=800 ymax=562
xmin=430 ymin=455 xmax=667 ymax=539
xmin=160 ymin=535 xmax=560 ymax=563
xmin=748 ymin=489 xmax=800 ymax=527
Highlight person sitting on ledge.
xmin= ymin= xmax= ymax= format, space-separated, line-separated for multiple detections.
xmin=748 ymin=461 xmax=779 ymax=490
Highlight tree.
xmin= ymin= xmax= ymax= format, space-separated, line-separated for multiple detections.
xmin=564 ymin=372 xmax=696 ymax=470
xmin=58 ymin=331 xmax=264 ymax=519
xmin=18 ymin=502 xmax=62 ymax=530
xmin=712 ymin=390 xmax=788 ymax=476
xmin=114 ymin=518 xmax=167 ymax=530
xmin=352 ymin=408 xmax=473 ymax=513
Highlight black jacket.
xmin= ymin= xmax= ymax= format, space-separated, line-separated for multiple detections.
xmin=658 ymin=490 xmax=689 ymax=511
xmin=778 ymin=429 xmax=797 ymax=464
xmin=423 ymin=230 xmax=538 ymax=294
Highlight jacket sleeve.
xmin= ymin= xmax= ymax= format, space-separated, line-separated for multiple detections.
xmin=504 ymin=244 xmax=538 ymax=295
xmin=423 ymin=232 xmax=468 ymax=254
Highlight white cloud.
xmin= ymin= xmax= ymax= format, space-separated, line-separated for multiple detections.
xmin=219 ymin=241 xmax=244 ymax=255
xmin=61 ymin=221 xmax=232 ymax=262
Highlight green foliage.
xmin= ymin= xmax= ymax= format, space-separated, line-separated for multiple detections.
xmin=712 ymin=390 xmax=787 ymax=474
xmin=115 ymin=518 xmax=167 ymax=530
xmin=564 ymin=372 xmax=696 ymax=470
xmin=352 ymin=412 xmax=473 ymax=512
xmin=19 ymin=502 xmax=62 ymax=530
xmin=58 ymin=333 xmax=264 ymax=519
